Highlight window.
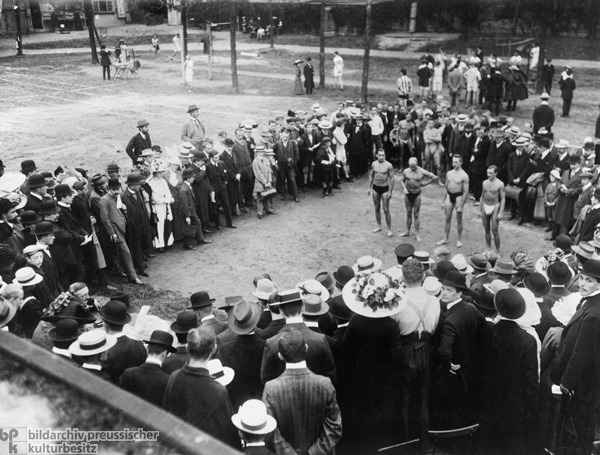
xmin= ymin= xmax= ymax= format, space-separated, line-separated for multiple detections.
xmin=92 ymin=1 xmax=114 ymax=13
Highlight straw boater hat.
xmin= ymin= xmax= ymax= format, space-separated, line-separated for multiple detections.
xmin=231 ymin=400 xmax=277 ymax=435
xmin=352 ymin=255 xmax=383 ymax=274
xmin=0 ymin=293 xmax=17 ymax=329
xmin=302 ymin=294 xmax=329 ymax=317
xmin=573 ymin=241 xmax=599 ymax=261
xmin=69 ymin=330 xmax=117 ymax=357
xmin=451 ymin=254 xmax=474 ymax=275
xmin=296 ymin=279 xmax=330 ymax=302
xmin=342 ymin=272 xmax=407 ymax=319
xmin=13 ymin=267 xmax=43 ymax=287
xmin=207 ymin=359 xmax=235 ymax=386
xmin=293 ymin=59 xmax=304 ymax=66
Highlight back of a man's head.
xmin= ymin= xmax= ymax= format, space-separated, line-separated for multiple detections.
xmin=278 ymin=329 xmax=306 ymax=364
xmin=187 ymin=327 xmax=216 ymax=361
xmin=402 ymin=258 xmax=424 ymax=286
xmin=280 ymin=301 xmax=302 ymax=319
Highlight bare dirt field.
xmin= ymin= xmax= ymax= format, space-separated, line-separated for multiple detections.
xmin=1 ymin=50 xmax=599 ymax=309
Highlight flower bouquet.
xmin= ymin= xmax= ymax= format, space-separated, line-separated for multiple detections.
xmin=342 ymin=270 xmax=407 ymax=318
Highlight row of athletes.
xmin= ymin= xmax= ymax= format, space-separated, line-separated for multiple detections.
xmin=368 ymin=150 xmax=505 ymax=252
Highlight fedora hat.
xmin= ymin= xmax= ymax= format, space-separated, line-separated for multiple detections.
xmin=39 ymin=201 xmax=60 ymax=216
xmin=573 ymin=241 xmax=599 ymax=261
xmin=318 ymin=120 xmax=333 ymax=130
xmin=433 ymin=260 xmax=457 ymax=280
xmin=483 ymin=279 xmax=510 ymax=295
xmin=144 ymin=330 xmax=177 ymax=353
xmin=490 ymin=258 xmax=517 ymax=275
xmin=219 ymin=295 xmax=243 ymax=313
xmin=91 ymin=174 xmax=108 ymax=186
xmin=546 ymin=261 xmax=572 ymax=286
xmin=423 ymin=276 xmax=442 ymax=296
xmin=523 ymin=273 xmax=550 ymax=297
xmin=469 ymin=253 xmax=490 ymax=271
xmin=28 ymin=173 xmax=47 ymax=189
xmin=207 ymin=359 xmax=235 ymax=386
xmin=395 ymin=243 xmax=415 ymax=263
xmin=302 ymin=294 xmax=329 ymax=317
xmin=30 ymin=221 xmax=58 ymax=237
xmin=414 ymin=251 xmax=435 ymax=265
xmin=579 ymin=258 xmax=600 ymax=280
xmin=13 ymin=267 xmax=43 ymax=287
xmin=137 ymin=119 xmax=149 ymax=128
xmin=228 ymin=300 xmax=261 ymax=334
xmin=253 ymin=279 xmax=279 ymax=301
xmin=315 ymin=271 xmax=335 ymax=294
xmin=296 ymin=279 xmax=330 ymax=302
xmin=474 ymin=291 xmax=496 ymax=311
xmin=442 ymin=270 xmax=469 ymax=292
xmin=55 ymin=184 xmax=75 ymax=199
xmin=328 ymin=295 xmax=353 ymax=321
xmin=48 ymin=318 xmax=80 ymax=342
xmin=188 ymin=291 xmax=215 ymax=309
xmin=98 ymin=300 xmax=132 ymax=325
xmin=352 ymin=255 xmax=383 ymax=274
xmin=187 ymin=104 xmax=199 ymax=113
xmin=494 ymin=288 xmax=526 ymax=320
xmin=170 ymin=310 xmax=198 ymax=333
xmin=106 ymin=163 xmax=120 ymax=173
xmin=554 ymin=235 xmax=573 ymax=254
xmin=276 ymin=289 xmax=302 ymax=306
xmin=451 ymin=254 xmax=474 ymax=275
xmin=140 ymin=148 xmax=154 ymax=157
xmin=69 ymin=330 xmax=117 ymax=357
xmin=107 ymin=178 xmax=122 ymax=190
xmin=0 ymin=295 xmax=17 ymax=329
xmin=333 ymin=265 xmax=355 ymax=289
xmin=231 ymin=400 xmax=277 ymax=435
xmin=20 ymin=159 xmax=37 ymax=174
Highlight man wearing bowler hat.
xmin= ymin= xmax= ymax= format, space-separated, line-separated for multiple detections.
xmin=19 ymin=159 xmax=38 ymax=195
xmin=180 ymin=169 xmax=212 ymax=250
xmin=23 ymin=173 xmax=50 ymax=213
xmin=99 ymin=178 xmax=144 ymax=285
xmin=189 ymin=291 xmax=228 ymax=335
xmin=551 ymin=259 xmax=600 ymax=454
xmin=120 ymin=330 xmax=175 ymax=407
xmin=126 ymin=119 xmax=152 ymax=165
xmin=532 ymin=93 xmax=555 ymax=134
xmin=478 ymin=288 xmax=538 ymax=455
xmin=431 ymin=270 xmax=486 ymax=429
xmin=49 ymin=319 xmax=80 ymax=365
xmin=99 ymin=300 xmax=147 ymax=383
xmin=181 ymin=104 xmax=206 ymax=152
xmin=163 ymin=310 xmax=198 ymax=374
xmin=205 ymin=149 xmax=235 ymax=228
xmin=261 ymin=289 xmax=335 ymax=384
xmin=216 ymin=299 xmax=266 ymax=409
xmin=545 ymin=261 xmax=572 ymax=307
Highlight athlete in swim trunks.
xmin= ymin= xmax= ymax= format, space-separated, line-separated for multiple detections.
xmin=438 ymin=154 xmax=469 ymax=248
xmin=368 ymin=150 xmax=395 ymax=237
xmin=398 ymin=157 xmax=436 ymax=242
xmin=481 ymin=165 xmax=505 ymax=253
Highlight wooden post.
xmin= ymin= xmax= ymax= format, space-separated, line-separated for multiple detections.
xmin=361 ymin=0 xmax=372 ymax=104
xmin=83 ymin=0 xmax=99 ymax=64
xmin=181 ymin=1 xmax=188 ymax=58
xmin=319 ymin=0 xmax=325 ymax=89
xmin=207 ymin=21 xmax=213 ymax=80
xmin=180 ymin=30 xmax=185 ymax=85
xmin=269 ymin=3 xmax=274 ymax=49
xmin=230 ymin=3 xmax=239 ymax=93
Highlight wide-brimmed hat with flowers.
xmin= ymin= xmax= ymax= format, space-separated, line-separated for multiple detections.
xmin=343 ymin=271 xmax=407 ymax=318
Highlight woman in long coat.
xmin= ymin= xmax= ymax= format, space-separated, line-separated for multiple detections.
xmin=164 ymin=154 xmax=184 ymax=243
xmin=504 ymin=66 xmax=528 ymax=111
xmin=293 ymin=59 xmax=304 ymax=95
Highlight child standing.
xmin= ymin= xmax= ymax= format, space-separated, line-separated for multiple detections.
xmin=544 ymin=169 xmax=561 ymax=232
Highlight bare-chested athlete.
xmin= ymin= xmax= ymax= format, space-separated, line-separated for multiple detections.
xmin=438 ymin=154 xmax=469 ymax=248
xmin=368 ymin=150 xmax=395 ymax=237
xmin=398 ymin=157 xmax=436 ymax=242
xmin=481 ymin=165 xmax=505 ymax=253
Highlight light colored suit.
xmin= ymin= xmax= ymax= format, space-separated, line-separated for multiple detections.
xmin=181 ymin=118 xmax=206 ymax=150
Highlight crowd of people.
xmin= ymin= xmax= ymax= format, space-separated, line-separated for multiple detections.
xmin=1 ymin=51 xmax=600 ymax=455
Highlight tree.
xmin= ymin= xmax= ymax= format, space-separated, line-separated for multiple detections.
xmin=230 ymin=1 xmax=239 ymax=93
xmin=360 ymin=0 xmax=371 ymax=103
xmin=82 ymin=0 xmax=99 ymax=64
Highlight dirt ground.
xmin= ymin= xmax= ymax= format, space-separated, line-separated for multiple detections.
xmin=1 ymin=51 xmax=599 ymax=307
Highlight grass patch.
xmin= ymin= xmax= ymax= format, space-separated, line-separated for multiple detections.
xmin=270 ymin=33 xmax=372 ymax=50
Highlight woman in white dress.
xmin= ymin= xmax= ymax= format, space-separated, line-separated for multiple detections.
xmin=333 ymin=51 xmax=344 ymax=90
xmin=184 ymin=54 xmax=194 ymax=92
xmin=147 ymin=159 xmax=174 ymax=251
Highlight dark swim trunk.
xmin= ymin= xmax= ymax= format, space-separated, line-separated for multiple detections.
xmin=373 ymin=185 xmax=389 ymax=196
xmin=406 ymin=192 xmax=421 ymax=203
xmin=448 ymin=191 xmax=463 ymax=204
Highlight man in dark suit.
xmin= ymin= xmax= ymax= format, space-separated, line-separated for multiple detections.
xmin=519 ymin=137 xmax=557 ymax=223
xmin=179 ymin=169 xmax=211 ymax=250
xmin=273 ymin=129 xmax=300 ymax=202
xmin=163 ymin=327 xmax=241 ymax=449
xmin=205 ymin=150 xmax=235 ymax=229
xmin=486 ymin=68 xmax=505 ymax=116
xmin=486 ymin=130 xmax=512 ymax=184
xmin=55 ymin=184 xmax=88 ymax=285
xmin=550 ymin=155 xmax=582 ymax=240
xmin=532 ymin=93 xmax=555 ymax=133
xmin=262 ymin=330 xmax=342 ymax=455
xmin=220 ymin=138 xmax=243 ymax=215
xmin=23 ymin=174 xmax=49 ymax=213
xmin=99 ymin=300 xmax=147 ymax=384
xmin=478 ymin=289 xmax=539 ymax=455
xmin=559 ymin=71 xmax=576 ymax=117
xmin=120 ymin=330 xmax=175 ymax=407
xmin=432 ymin=271 xmax=486 ymax=429
xmin=454 ymin=122 xmax=476 ymax=173
xmin=545 ymin=261 xmax=573 ymax=307
xmin=471 ymin=127 xmax=491 ymax=204
xmin=260 ymin=289 xmax=335 ymax=384
xmin=217 ymin=299 xmax=265 ymax=409
xmin=163 ymin=310 xmax=198 ymax=374
xmin=552 ymin=259 xmax=600 ymax=454
xmin=579 ymin=188 xmax=600 ymax=242
xmin=189 ymin=291 xmax=228 ymax=335
xmin=31 ymin=221 xmax=63 ymax=296
xmin=120 ymin=173 xmax=152 ymax=274
xmin=303 ymin=58 xmax=315 ymax=94
xmin=347 ymin=115 xmax=371 ymax=178
xmin=257 ymin=292 xmax=286 ymax=340
xmin=125 ymin=119 xmax=152 ymax=165
xmin=507 ymin=138 xmax=532 ymax=222
xmin=49 ymin=318 xmax=80 ymax=365
xmin=233 ymin=128 xmax=255 ymax=208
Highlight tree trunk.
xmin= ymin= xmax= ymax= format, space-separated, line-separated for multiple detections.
xmin=83 ymin=0 xmax=99 ymax=64
xmin=319 ymin=0 xmax=325 ymax=89
xmin=536 ymin=21 xmax=547 ymax=94
xmin=230 ymin=3 xmax=239 ymax=93
xmin=361 ymin=0 xmax=372 ymax=104
xmin=181 ymin=3 xmax=188 ymax=58
xmin=269 ymin=3 xmax=274 ymax=49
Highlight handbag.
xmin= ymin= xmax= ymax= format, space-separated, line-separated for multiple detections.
xmin=260 ymin=188 xmax=277 ymax=199
xmin=505 ymin=185 xmax=522 ymax=200
xmin=181 ymin=224 xmax=198 ymax=237
xmin=525 ymin=186 xmax=538 ymax=200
